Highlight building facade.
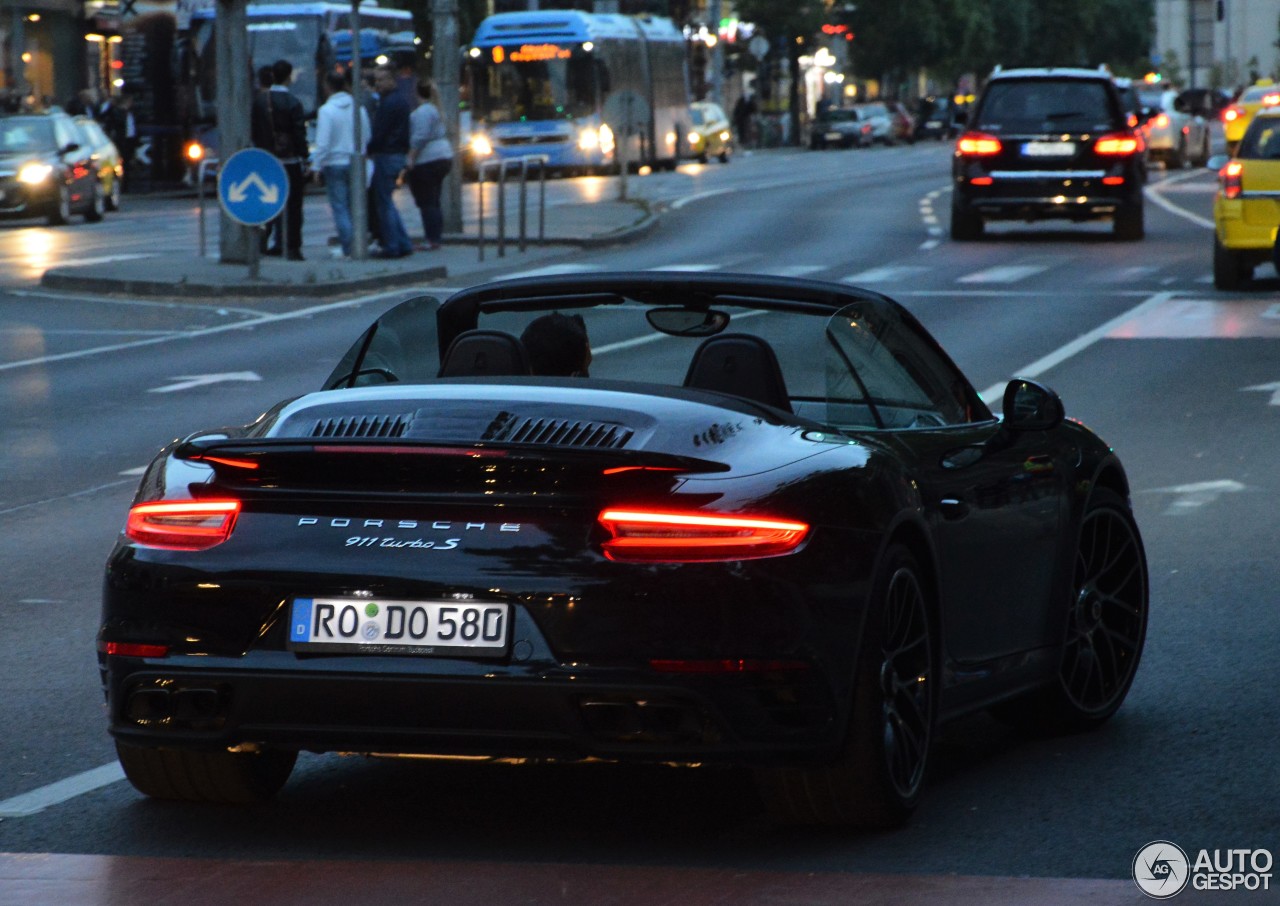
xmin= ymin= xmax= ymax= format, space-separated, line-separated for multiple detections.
xmin=1155 ymin=0 xmax=1280 ymax=91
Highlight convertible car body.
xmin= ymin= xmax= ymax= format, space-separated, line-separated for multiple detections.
xmin=99 ymin=273 xmax=1148 ymax=827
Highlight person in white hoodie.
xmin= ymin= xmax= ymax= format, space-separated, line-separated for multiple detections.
xmin=314 ymin=69 xmax=371 ymax=257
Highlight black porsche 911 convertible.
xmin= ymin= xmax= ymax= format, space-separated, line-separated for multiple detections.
xmin=98 ymin=272 xmax=1148 ymax=828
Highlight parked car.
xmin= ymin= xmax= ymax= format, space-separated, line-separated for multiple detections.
xmin=853 ymin=101 xmax=894 ymax=144
xmin=687 ymin=101 xmax=733 ymax=164
xmin=951 ymin=66 xmax=1147 ymax=241
xmin=809 ymin=107 xmax=869 ymax=149
xmin=887 ymin=102 xmax=916 ymax=144
xmin=73 ymin=115 xmax=123 ymax=211
xmin=0 ymin=111 xmax=104 ymax=224
xmin=1210 ymin=108 xmax=1280 ymax=289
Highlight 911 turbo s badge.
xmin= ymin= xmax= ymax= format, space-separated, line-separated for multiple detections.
xmin=297 ymin=517 xmax=522 ymax=552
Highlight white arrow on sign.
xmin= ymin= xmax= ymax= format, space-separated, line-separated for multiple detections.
xmin=227 ymin=172 xmax=280 ymax=205
xmin=1242 ymin=381 xmax=1280 ymax=405
xmin=149 ymin=372 xmax=263 ymax=394
xmin=1148 ymin=479 xmax=1246 ymax=515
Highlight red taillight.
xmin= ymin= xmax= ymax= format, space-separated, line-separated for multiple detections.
xmin=1153 ymin=113 xmax=1170 ymax=129
xmin=1223 ymin=106 xmax=1242 ymax=123
xmin=100 ymin=642 xmax=169 ymax=658
xmin=1264 ymin=93 xmax=1280 ymax=107
xmin=1102 ymin=176 xmax=1125 ymax=185
xmin=1221 ymin=160 xmax=1243 ymax=199
xmin=125 ymin=500 xmax=240 ymax=550
xmin=956 ymin=132 xmax=1002 ymax=156
xmin=969 ymin=176 xmax=993 ymax=186
xmin=597 ymin=509 xmax=809 ymax=562
xmin=1095 ymin=133 xmax=1140 ymax=155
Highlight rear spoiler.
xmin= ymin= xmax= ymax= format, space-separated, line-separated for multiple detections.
xmin=175 ymin=437 xmax=731 ymax=475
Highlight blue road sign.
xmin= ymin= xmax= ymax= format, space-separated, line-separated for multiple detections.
xmin=217 ymin=148 xmax=288 ymax=226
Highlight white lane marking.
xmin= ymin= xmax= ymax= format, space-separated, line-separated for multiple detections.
xmin=119 ymin=467 xmax=147 ymax=476
xmin=958 ymin=264 xmax=1049 ymax=284
xmin=1145 ymin=169 xmax=1215 ymax=230
xmin=148 ymin=371 xmax=263 ymax=394
xmin=1146 ymin=479 xmax=1246 ymax=516
xmin=977 ymin=290 xmax=1177 ymax=403
xmin=499 ymin=264 xmax=598 ymax=280
xmin=919 ymin=240 xmax=942 ymax=251
xmin=670 ymin=188 xmax=736 ymax=210
xmin=0 ymin=285 xmax=425 ymax=374
xmin=843 ymin=265 xmax=930 ymax=283
xmin=758 ymin=265 xmax=827 ymax=277
xmin=1115 ymin=266 xmax=1162 ymax=281
xmin=0 ymin=763 xmax=125 ymax=818
xmin=1242 ymin=381 xmax=1280 ymax=405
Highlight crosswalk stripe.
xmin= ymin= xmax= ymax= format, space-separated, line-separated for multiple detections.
xmin=757 ymin=265 xmax=828 ymax=277
xmin=957 ymin=264 xmax=1049 ymax=284
xmin=842 ymin=265 xmax=930 ymax=283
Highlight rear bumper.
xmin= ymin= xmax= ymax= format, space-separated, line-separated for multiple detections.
xmin=954 ymin=172 xmax=1141 ymax=222
xmin=103 ymin=654 xmax=841 ymax=765
xmin=1216 ymin=201 xmax=1280 ymax=251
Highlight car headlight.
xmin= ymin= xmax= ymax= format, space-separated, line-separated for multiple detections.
xmin=17 ymin=162 xmax=54 ymax=185
xmin=688 ymin=131 xmax=702 ymax=145
xmin=581 ymin=125 xmax=615 ymax=155
xmin=599 ymin=123 xmax=614 ymax=155
xmin=469 ymin=134 xmax=493 ymax=157
xmin=719 ymin=130 xmax=731 ymax=142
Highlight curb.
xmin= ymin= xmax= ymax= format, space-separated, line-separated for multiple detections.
xmin=40 ymin=263 xmax=449 ymax=299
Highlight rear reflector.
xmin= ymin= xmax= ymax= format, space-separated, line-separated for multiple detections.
xmin=598 ymin=509 xmax=809 ymax=562
xmin=969 ymin=176 xmax=994 ymax=185
xmin=1102 ymin=176 xmax=1125 ymax=185
xmin=125 ymin=500 xmax=240 ymax=550
xmin=100 ymin=642 xmax=169 ymax=658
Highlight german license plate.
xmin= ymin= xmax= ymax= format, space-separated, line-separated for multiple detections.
xmin=825 ymin=131 xmax=844 ymax=141
xmin=288 ymin=597 xmax=510 ymax=656
xmin=1022 ymin=141 xmax=1075 ymax=157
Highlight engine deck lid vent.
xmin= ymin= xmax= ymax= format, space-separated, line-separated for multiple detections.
xmin=309 ymin=413 xmax=411 ymax=439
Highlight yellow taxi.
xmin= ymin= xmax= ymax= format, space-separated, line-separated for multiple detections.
xmin=1212 ymin=108 xmax=1280 ymax=290
xmin=1222 ymin=80 xmax=1280 ymax=154
xmin=687 ymin=101 xmax=733 ymax=164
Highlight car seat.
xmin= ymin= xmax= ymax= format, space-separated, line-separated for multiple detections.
xmin=683 ymin=333 xmax=792 ymax=412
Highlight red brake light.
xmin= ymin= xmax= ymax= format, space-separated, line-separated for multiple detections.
xmin=1221 ymin=160 xmax=1243 ymax=199
xmin=1223 ymin=106 xmax=1241 ymax=123
xmin=100 ymin=642 xmax=170 ymax=658
xmin=957 ymin=132 xmax=1002 ymax=156
xmin=1264 ymin=93 xmax=1280 ymax=106
xmin=1095 ymin=133 xmax=1140 ymax=155
xmin=125 ymin=500 xmax=241 ymax=550
xmin=597 ymin=509 xmax=809 ymax=562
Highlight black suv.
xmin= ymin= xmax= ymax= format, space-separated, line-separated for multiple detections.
xmin=951 ymin=67 xmax=1146 ymax=241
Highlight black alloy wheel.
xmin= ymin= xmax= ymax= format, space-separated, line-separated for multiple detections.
xmin=950 ymin=202 xmax=983 ymax=241
xmin=1213 ymin=235 xmax=1248 ymax=290
xmin=85 ymin=181 xmax=104 ymax=222
xmin=1114 ymin=199 xmax=1145 ymax=241
xmin=106 ymin=174 xmax=122 ymax=211
xmin=755 ymin=544 xmax=935 ymax=828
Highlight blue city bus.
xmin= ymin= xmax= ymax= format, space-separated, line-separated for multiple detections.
xmin=463 ymin=10 xmax=691 ymax=174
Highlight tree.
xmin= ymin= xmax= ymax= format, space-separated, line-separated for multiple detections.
xmin=733 ymin=0 xmax=828 ymax=142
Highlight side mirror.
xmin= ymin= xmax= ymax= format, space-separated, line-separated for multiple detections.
xmin=1002 ymin=379 xmax=1063 ymax=432
xmin=60 ymin=142 xmax=81 ymax=155
xmin=1206 ymin=153 xmax=1229 ymax=170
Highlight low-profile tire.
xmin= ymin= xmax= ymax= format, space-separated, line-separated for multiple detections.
xmin=950 ymin=203 xmax=983 ymax=241
xmin=1213 ymin=235 xmax=1248 ymax=290
xmin=116 ymin=741 xmax=297 ymax=804
xmin=1113 ymin=200 xmax=1144 ymax=241
xmin=1191 ymin=132 xmax=1212 ymax=168
xmin=47 ymin=184 xmax=70 ymax=226
xmin=756 ymin=544 xmax=935 ymax=829
xmin=993 ymin=488 xmax=1148 ymax=736
xmin=84 ymin=182 xmax=104 ymax=222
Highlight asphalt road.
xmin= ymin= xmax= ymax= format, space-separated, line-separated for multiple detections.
xmin=1 ymin=139 xmax=1277 ymax=904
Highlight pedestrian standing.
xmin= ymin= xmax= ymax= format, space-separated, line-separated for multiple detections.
xmin=314 ymin=69 xmax=370 ymax=258
xmin=252 ymin=60 xmax=308 ymax=260
xmin=406 ymin=78 xmax=452 ymax=252
xmin=101 ymin=87 xmax=139 ymax=190
xmin=366 ymin=66 xmax=413 ymax=259
xmin=250 ymin=66 xmax=282 ymax=254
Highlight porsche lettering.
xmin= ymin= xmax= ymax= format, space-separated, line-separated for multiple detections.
xmin=298 ymin=517 xmax=521 ymax=532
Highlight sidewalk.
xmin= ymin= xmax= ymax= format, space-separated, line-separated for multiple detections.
xmin=40 ymin=199 xmax=658 ymax=299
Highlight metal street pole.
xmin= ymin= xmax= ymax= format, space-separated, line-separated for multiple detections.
xmin=216 ymin=0 xmax=252 ymax=263
xmin=708 ymin=0 xmax=723 ymax=108
xmin=350 ymin=0 xmax=368 ymax=259
xmin=433 ymin=0 xmax=462 ymax=234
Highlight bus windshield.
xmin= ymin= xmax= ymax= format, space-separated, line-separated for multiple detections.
xmin=468 ymin=54 xmax=598 ymax=124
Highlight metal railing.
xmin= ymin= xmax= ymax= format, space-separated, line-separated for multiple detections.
xmin=196 ymin=157 xmax=219 ymax=259
xmin=476 ymin=154 xmax=549 ymax=261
